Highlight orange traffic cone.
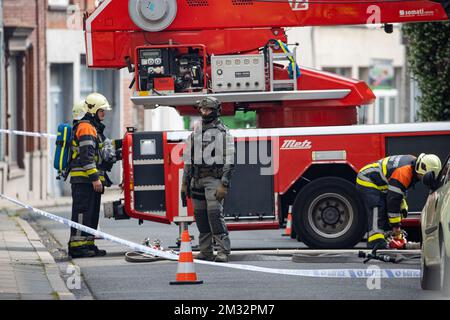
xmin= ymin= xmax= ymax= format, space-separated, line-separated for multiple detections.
xmin=170 ymin=230 xmax=203 ymax=285
xmin=282 ymin=206 xmax=292 ymax=237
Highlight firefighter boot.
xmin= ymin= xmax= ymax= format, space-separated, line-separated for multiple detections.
xmin=213 ymin=233 xmax=230 ymax=263
xmin=195 ymin=252 xmax=215 ymax=261
xmin=68 ymin=245 xmax=96 ymax=259
xmin=368 ymin=238 xmax=389 ymax=250
xmin=88 ymin=244 xmax=107 ymax=257
xmin=195 ymin=233 xmax=215 ymax=261
xmin=214 ymin=252 xmax=229 ymax=263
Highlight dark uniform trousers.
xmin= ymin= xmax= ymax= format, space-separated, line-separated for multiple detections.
xmin=191 ymin=177 xmax=231 ymax=255
xmin=70 ymin=183 xmax=102 ymax=246
xmin=356 ymin=184 xmax=390 ymax=241
xmin=356 ymin=155 xmax=415 ymax=247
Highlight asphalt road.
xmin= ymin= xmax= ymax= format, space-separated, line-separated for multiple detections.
xmin=24 ymin=206 xmax=448 ymax=301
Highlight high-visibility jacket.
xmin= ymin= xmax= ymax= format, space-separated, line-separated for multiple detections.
xmin=69 ymin=120 xmax=105 ymax=184
xmin=356 ymin=155 xmax=417 ymax=226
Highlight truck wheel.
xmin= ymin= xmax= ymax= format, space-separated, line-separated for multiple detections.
xmin=292 ymin=177 xmax=366 ymax=249
xmin=421 ymin=245 xmax=440 ymax=290
xmin=440 ymin=240 xmax=450 ymax=297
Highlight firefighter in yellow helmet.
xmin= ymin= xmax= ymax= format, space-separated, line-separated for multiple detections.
xmin=68 ymin=93 xmax=120 ymax=258
xmin=72 ymin=100 xmax=87 ymax=123
xmin=356 ymin=153 xmax=441 ymax=250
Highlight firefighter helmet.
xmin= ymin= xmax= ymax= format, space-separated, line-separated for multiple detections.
xmin=85 ymin=92 xmax=111 ymax=115
xmin=72 ymin=100 xmax=87 ymax=121
xmin=415 ymin=153 xmax=442 ymax=177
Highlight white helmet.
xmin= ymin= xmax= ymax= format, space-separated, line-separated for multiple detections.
xmin=85 ymin=92 xmax=111 ymax=115
xmin=415 ymin=153 xmax=442 ymax=177
xmin=72 ymin=99 xmax=88 ymax=121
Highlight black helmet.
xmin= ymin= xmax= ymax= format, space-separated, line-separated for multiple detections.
xmin=196 ymin=97 xmax=221 ymax=123
xmin=196 ymin=97 xmax=221 ymax=111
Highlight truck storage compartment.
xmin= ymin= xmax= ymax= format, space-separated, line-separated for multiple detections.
xmin=132 ymin=132 xmax=166 ymax=214
xmin=224 ymin=140 xmax=275 ymax=221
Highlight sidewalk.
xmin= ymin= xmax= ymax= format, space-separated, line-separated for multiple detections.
xmin=0 ymin=210 xmax=75 ymax=300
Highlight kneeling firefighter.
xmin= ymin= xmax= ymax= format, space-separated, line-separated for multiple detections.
xmin=68 ymin=93 xmax=122 ymax=258
xmin=356 ymin=153 xmax=441 ymax=250
xmin=181 ymin=97 xmax=235 ymax=263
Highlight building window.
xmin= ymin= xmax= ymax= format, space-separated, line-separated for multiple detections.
xmin=6 ymin=53 xmax=25 ymax=169
xmin=80 ymin=54 xmax=118 ymax=137
xmin=322 ymin=67 xmax=352 ymax=78
xmin=48 ymin=0 xmax=70 ymax=8
xmin=374 ymin=89 xmax=399 ymax=124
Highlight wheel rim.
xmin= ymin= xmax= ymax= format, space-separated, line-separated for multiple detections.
xmin=307 ymin=193 xmax=354 ymax=239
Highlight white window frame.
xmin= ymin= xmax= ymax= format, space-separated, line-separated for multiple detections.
xmin=48 ymin=0 xmax=70 ymax=10
xmin=373 ymin=89 xmax=399 ymax=124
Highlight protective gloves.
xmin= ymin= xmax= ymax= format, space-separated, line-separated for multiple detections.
xmin=400 ymin=198 xmax=408 ymax=218
xmin=215 ymin=183 xmax=228 ymax=202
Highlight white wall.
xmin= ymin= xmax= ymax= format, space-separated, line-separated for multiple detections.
xmin=47 ymin=29 xmax=84 ymax=103
xmin=287 ymin=25 xmax=405 ymax=74
xmin=287 ymin=25 xmax=408 ymax=124
xmin=46 ymin=28 xmax=124 ymax=195
xmin=144 ymin=107 xmax=184 ymax=131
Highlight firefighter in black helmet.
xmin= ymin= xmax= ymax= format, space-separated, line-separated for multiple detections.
xmin=181 ymin=97 xmax=235 ymax=263
xmin=356 ymin=153 xmax=442 ymax=250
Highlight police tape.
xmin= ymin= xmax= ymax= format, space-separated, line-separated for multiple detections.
xmin=0 ymin=193 xmax=178 ymax=261
xmin=0 ymin=129 xmax=56 ymax=139
xmin=0 ymin=193 xmax=421 ymax=279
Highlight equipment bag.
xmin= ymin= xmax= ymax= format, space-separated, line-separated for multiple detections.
xmin=53 ymin=123 xmax=72 ymax=179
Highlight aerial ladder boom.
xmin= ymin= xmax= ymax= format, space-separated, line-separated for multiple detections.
xmin=86 ymin=0 xmax=449 ymax=68
xmin=84 ymin=0 xmax=449 ymax=128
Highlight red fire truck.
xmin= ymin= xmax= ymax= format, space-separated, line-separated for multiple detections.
xmin=86 ymin=0 xmax=450 ymax=248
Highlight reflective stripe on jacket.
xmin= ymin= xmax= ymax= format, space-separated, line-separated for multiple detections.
xmin=70 ymin=121 xmax=104 ymax=184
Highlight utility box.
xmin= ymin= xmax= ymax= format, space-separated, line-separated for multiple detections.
xmin=211 ymin=54 xmax=265 ymax=93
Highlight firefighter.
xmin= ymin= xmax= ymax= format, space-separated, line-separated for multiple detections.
xmin=181 ymin=97 xmax=235 ymax=263
xmin=68 ymin=92 xmax=118 ymax=258
xmin=72 ymin=99 xmax=87 ymax=123
xmin=356 ymin=153 xmax=442 ymax=250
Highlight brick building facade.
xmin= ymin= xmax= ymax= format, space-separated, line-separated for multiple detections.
xmin=0 ymin=0 xmax=48 ymax=201
xmin=0 ymin=0 xmax=135 ymax=202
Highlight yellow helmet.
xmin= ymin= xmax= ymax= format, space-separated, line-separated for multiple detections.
xmin=415 ymin=153 xmax=442 ymax=177
xmin=85 ymin=92 xmax=111 ymax=115
xmin=72 ymin=99 xmax=88 ymax=121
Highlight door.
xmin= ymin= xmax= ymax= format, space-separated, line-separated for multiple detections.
xmin=48 ymin=64 xmax=73 ymax=197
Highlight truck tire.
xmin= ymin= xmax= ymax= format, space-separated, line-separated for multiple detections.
xmin=421 ymin=245 xmax=440 ymax=290
xmin=292 ymin=177 xmax=366 ymax=249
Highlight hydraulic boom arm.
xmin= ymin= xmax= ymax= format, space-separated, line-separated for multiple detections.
xmin=86 ymin=0 xmax=449 ymax=68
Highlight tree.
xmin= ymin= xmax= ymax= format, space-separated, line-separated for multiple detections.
xmin=402 ymin=21 xmax=450 ymax=121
